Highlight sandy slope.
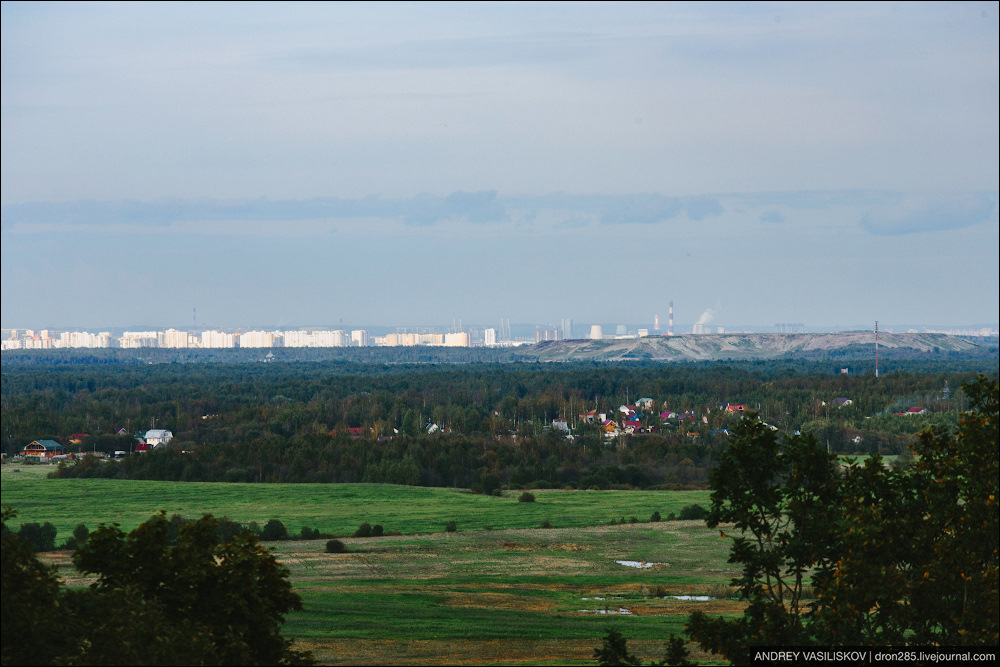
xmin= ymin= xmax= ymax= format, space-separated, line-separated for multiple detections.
xmin=522 ymin=332 xmax=978 ymax=362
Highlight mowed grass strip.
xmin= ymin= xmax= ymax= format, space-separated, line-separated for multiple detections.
xmin=276 ymin=521 xmax=737 ymax=665
xmin=1 ymin=464 xmax=709 ymax=540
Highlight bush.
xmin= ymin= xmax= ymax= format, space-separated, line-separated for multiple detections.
xmin=299 ymin=527 xmax=320 ymax=540
xmin=353 ymin=522 xmax=372 ymax=538
xmin=539 ymin=520 xmax=554 ymax=529
xmin=629 ymin=516 xmax=639 ymax=524
xmin=371 ymin=524 xmax=383 ymax=537
xmin=325 ymin=539 xmax=346 ymax=553
xmin=260 ymin=519 xmax=288 ymax=541
xmin=519 ymin=491 xmax=536 ymax=503
xmin=445 ymin=520 xmax=457 ymax=533
xmin=16 ymin=522 xmax=57 ymax=552
xmin=678 ymin=504 xmax=707 ymax=521
xmin=650 ymin=511 xmax=661 ymax=522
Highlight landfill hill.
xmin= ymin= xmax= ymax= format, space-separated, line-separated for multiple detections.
xmin=518 ymin=332 xmax=981 ymax=362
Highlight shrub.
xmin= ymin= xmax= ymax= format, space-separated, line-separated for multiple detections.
xmin=16 ymin=522 xmax=57 ymax=552
xmin=260 ymin=519 xmax=289 ymax=541
xmin=678 ymin=504 xmax=707 ymax=521
xmin=629 ymin=516 xmax=638 ymax=524
xmin=353 ymin=522 xmax=372 ymax=538
xmin=445 ymin=520 xmax=457 ymax=533
xmin=371 ymin=524 xmax=383 ymax=537
xmin=519 ymin=492 xmax=536 ymax=503
xmin=325 ymin=539 xmax=346 ymax=553
xmin=539 ymin=520 xmax=554 ymax=529
xmin=650 ymin=511 xmax=661 ymax=522
xmin=299 ymin=527 xmax=320 ymax=540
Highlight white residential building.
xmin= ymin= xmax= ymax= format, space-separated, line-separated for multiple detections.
xmin=484 ymin=328 xmax=497 ymax=346
xmin=444 ymin=332 xmax=469 ymax=347
xmin=239 ymin=330 xmax=276 ymax=348
xmin=121 ymin=331 xmax=159 ymax=348
xmin=144 ymin=429 xmax=174 ymax=447
xmin=201 ymin=330 xmax=236 ymax=348
xmin=351 ymin=330 xmax=370 ymax=347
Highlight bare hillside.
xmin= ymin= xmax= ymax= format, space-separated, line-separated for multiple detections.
xmin=521 ymin=332 xmax=979 ymax=362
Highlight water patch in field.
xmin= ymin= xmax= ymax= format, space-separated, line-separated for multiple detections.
xmin=579 ymin=608 xmax=633 ymax=615
xmin=615 ymin=560 xmax=667 ymax=568
xmin=581 ymin=597 xmax=606 ymax=600
xmin=668 ymin=595 xmax=713 ymax=601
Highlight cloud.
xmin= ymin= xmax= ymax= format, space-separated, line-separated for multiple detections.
xmin=402 ymin=190 xmax=507 ymax=226
xmin=597 ymin=194 xmax=724 ymax=225
xmin=859 ymin=193 xmax=997 ymax=236
xmin=759 ymin=210 xmax=784 ymax=224
xmin=554 ymin=216 xmax=592 ymax=229
xmin=1 ymin=192 xmax=509 ymax=229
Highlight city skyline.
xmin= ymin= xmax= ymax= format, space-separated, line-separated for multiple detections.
xmin=2 ymin=3 xmax=998 ymax=329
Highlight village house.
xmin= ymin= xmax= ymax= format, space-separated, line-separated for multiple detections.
xmin=19 ymin=440 xmax=67 ymax=459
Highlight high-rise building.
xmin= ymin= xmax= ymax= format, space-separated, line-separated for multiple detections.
xmin=444 ymin=332 xmax=469 ymax=347
xmin=561 ymin=318 xmax=573 ymax=340
xmin=351 ymin=330 xmax=369 ymax=347
xmin=484 ymin=328 xmax=497 ymax=346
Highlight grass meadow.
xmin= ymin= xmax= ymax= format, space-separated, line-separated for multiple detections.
xmin=6 ymin=463 xmax=733 ymax=665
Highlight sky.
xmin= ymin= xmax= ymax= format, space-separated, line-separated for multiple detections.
xmin=2 ymin=1 xmax=998 ymax=331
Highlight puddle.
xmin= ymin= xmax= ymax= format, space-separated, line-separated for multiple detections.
xmin=579 ymin=608 xmax=633 ymax=615
xmin=581 ymin=597 xmax=606 ymax=600
xmin=615 ymin=560 xmax=667 ymax=568
xmin=668 ymin=595 xmax=714 ymax=601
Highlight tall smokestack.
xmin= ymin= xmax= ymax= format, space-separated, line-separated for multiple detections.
xmin=668 ymin=301 xmax=674 ymax=336
xmin=654 ymin=313 xmax=659 ymax=331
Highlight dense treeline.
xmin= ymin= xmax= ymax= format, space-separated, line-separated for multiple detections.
xmin=3 ymin=356 xmax=996 ymax=489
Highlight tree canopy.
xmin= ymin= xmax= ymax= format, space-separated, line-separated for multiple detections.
xmin=683 ymin=376 xmax=999 ymax=663
xmin=1 ymin=510 xmax=312 ymax=666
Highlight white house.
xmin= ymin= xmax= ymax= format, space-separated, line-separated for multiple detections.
xmin=144 ymin=429 xmax=174 ymax=447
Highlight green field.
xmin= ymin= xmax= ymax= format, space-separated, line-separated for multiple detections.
xmin=1 ymin=462 xmax=710 ymax=539
xmin=6 ymin=464 xmax=730 ymax=665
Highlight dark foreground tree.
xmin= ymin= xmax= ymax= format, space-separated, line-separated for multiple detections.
xmin=683 ymin=377 xmax=999 ymax=663
xmin=1 ymin=510 xmax=313 ymax=666
xmin=1 ymin=509 xmax=78 ymax=666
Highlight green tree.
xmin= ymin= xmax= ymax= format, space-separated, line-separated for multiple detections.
xmin=1 ymin=509 xmax=79 ymax=666
xmin=261 ymin=518 xmax=289 ymax=541
xmin=684 ymin=378 xmax=999 ymax=662
xmin=70 ymin=512 xmax=312 ymax=665
xmin=594 ymin=628 xmax=641 ymax=666
xmin=1 ymin=509 xmax=313 ymax=666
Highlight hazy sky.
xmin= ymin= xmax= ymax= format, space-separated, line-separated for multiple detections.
xmin=2 ymin=2 xmax=997 ymax=330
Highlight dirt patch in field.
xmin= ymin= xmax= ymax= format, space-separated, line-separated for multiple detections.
xmin=440 ymin=591 xmax=557 ymax=613
xmin=294 ymin=637 xmax=716 ymax=666
xmin=488 ymin=541 xmax=592 ymax=552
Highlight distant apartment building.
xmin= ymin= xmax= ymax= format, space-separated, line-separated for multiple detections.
xmin=351 ymin=330 xmax=370 ymax=347
xmin=159 ymin=328 xmax=189 ymax=348
xmin=444 ymin=332 xmax=469 ymax=347
xmin=484 ymin=328 xmax=497 ymax=346
xmin=201 ymin=330 xmax=236 ymax=348
xmin=121 ymin=331 xmax=159 ymax=348
xmin=239 ymin=330 xmax=276 ymax=348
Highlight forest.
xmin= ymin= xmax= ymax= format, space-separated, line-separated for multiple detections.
xmin=2 ymin=351 xmax=996 ymax=490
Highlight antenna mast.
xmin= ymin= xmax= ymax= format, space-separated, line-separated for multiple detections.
xmin=875 ymin=320 xmax=879 ymax=378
